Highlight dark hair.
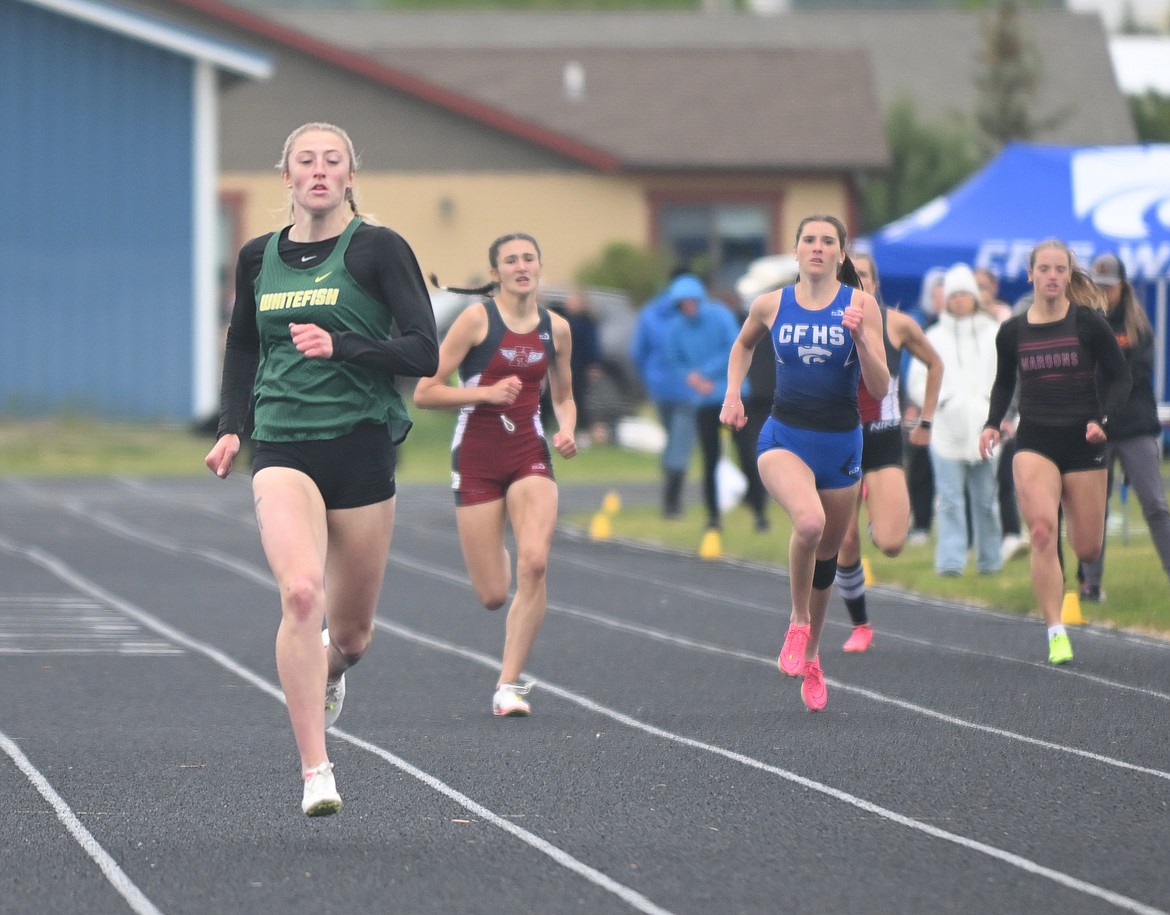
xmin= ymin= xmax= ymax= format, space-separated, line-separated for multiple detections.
xmin=488 ymin=232 xmax=541 ymax=269
xmin=430 ymin=232 xmax=543 ymax=297
xmin=1097 ymin=254 xmax=1152 ymax=345
xmin=850 ymin=250 xmax=881 ymax=298
xmin=795 ymin=214 xmax=862 ymax=290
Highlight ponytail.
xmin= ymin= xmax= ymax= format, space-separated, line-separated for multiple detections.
xmin=1067 ymin=267 xmax=1104 ymax=311
xmin=838 ymin=254 xmax=862 ymax=290
xmin=428 ymin=273 xmax=497 ymax=297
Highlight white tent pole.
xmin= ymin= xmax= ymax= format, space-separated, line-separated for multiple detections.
xmin=1157 ymin=279 xmax=1168 ymax=426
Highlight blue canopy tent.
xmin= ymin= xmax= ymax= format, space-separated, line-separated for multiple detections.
xmin=863 ymin=142 xmax=1170 ymax=405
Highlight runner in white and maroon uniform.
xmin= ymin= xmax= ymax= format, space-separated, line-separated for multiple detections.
xmin=835 ymin=253 xmax=943 ymax=654
xmin=451 ymin=301 xmax=556 ymax=505
xmin=414 ymin=233 xmax=577 ymax=718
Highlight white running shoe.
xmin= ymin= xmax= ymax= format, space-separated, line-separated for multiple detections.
xmin=322 ymin=629 xmax=346 ymax=729
xmin=1001 ymin=533 xmax=1030 ymax=563
xmin=301 ymin=761 xmax=342 ymax=817
xmin=492 ymin=681 xmax=534 ymax=717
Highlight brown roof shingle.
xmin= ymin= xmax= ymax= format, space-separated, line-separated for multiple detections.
xmin=380 ymin=47 xmax=887 ymax=171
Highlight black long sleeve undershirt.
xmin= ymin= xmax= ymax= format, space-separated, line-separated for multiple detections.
xmin=217 ymin=222 xmax=439 ymax=438
xmin=985 ymin=305 xmax=1132 ymax=432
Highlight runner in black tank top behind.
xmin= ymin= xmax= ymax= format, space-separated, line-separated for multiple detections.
xmin=980 ymin=239 xmax=1131 ymax=666
xmin=836 ymin=252 xmax=943 ymax=653
xmin=414 ymin=234 xmax=577 ymax=718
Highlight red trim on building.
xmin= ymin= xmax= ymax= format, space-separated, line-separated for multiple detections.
xmin=169 ymin=0 xmax=623 ymax=173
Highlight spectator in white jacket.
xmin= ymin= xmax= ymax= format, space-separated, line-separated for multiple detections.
xmin=907 ymin=264 xmax=1003 ymax=576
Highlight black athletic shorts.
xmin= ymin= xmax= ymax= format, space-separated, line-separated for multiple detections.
xmin=861 ymin=422 xmax=904 ymax=473
xmin=1015 ymin=421 xmax=1107 ymax=474
xmin=252 ymin=422 xmax=397 ymax=509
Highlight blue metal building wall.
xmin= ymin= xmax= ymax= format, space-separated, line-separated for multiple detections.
xmin=1 ymin=0 xmax=195 ymax=419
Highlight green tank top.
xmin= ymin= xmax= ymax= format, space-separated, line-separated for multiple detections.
xmin=251 ymin=217 xmax=411 ymax=443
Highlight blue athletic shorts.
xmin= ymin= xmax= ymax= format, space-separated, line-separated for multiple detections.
xmin=757 ymin=416 xmax=862 ymax=490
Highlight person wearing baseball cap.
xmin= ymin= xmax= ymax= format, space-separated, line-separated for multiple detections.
xmin=1076 ymin=253 xmax=1170 ymax=603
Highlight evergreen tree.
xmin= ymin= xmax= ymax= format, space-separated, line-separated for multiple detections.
xmin=973 ymin=0 xmax=1068 ymax=154
xmin=1130 ymin=91 xmax=1170 ymax=143
xmin=859 ymin=96 xmax=981 ymax=232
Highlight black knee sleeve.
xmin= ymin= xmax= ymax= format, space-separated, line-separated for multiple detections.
xmin=812 ymin=555 xmax=839 ymax=590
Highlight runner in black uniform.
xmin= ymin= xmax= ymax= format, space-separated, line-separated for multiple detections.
xmin=836 ymin=252 xmax=943 ymax=653
xmin=414 ymin=233 xmax=577 ymax=718
xmin=205 ymin=122 xmax=438 ymax=816
xmin=980 ymin=239 xmax=1130 ymax=666
xmin=1077 ymin=253 xmax=1170 ymax=602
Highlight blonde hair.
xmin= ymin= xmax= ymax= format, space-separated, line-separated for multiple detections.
xmin=1029 ymin=239 xmax=1103 ymax=310
xmin=277 ymin=122 xmax=363 ymax=223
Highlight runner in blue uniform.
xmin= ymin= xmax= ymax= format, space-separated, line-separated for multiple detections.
xmin=722 ymin=215 xmax=889 ymax=711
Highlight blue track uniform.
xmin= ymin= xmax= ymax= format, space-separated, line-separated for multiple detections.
xmin=758 ymin=283 xmax=862 ymax=489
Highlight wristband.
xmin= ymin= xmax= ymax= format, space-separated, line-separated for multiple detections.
xmin=918 ymin=419 xmax=933 ymax=430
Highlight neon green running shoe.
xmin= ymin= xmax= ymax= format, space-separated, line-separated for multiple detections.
xmin=1048 ymin=632 xmax=1074 ymax=665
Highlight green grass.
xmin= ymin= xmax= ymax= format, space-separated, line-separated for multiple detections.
xmin=3 ymin=414 xmax=1167 ymax=637
xmin=580 ymin=496 xmax=1170 ymax=637
xmin=0 ymin=417 xmax=213 ymax=475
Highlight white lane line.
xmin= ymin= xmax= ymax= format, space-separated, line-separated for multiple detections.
xmin=372 ymin=620 xmax=1169 ymax=915
xmin=24 ymin=514 xmax=1168 ymax=915
xmin=0 ymin=536 xmax=676 ymax=915
xmin=105 ymin=478 xmax=1170 ymax=661
xmin=47 ymin=505 xmax=1170 ymax=775
xmin=0 ymin=730 xmax=165 ymax=915
xmin=0 ymin=596 xmax=181 ymax=656
xmin=389 ymin=520 xmax=1170 ymax=681
xmin=393 ymin=554 xmax=1170 ymax=746
xmin=549 ymin=532 xmax=1170 ymax=656
xmin=412 ymin=546 xmax=1170 ymax=699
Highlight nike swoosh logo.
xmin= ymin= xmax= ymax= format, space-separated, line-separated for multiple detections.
xmin=300 ymin=255 xmax=317 ymax=263
xmin=315 ymin=272 xmax=333 ymax=283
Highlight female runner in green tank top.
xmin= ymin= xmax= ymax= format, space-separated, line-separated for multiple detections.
xmin=205 ymin=123 xmax=438 ymax=817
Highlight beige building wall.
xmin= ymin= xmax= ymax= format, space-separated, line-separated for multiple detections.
xmin=220 ymin=169 xmax=855 ymax=304
xmin=222 ymin=171 xmax=647 ymax=290
xmin=776 ymin=178 xmax=854 ymax=248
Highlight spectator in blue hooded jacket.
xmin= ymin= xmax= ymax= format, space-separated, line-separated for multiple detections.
xmin=631 ymin=272 xmax=702 ymax=518
xmin=667 ymin=275 xmax=743 ymax=531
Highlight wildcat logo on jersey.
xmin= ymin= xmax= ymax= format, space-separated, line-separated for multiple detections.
xmin=500 ymin=345 xmax=545 ymax=367
xmin=798 ymin=345 xmax=833 ymax=364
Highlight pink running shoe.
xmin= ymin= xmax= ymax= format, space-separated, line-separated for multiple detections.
xmin=800 ymin=657 xmax=827 ymax=711
xmin=842 ymin=624 xmax=873 ymax=653
xmin=777 ymin=623 xmax=810 ymax=677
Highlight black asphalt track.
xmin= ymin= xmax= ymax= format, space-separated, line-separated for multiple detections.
xmin=1 ymin=476 xmax=1168 ymax=915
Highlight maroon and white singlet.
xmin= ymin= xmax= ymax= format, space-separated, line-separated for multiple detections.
xmin=451 ymin=300 xmax=557 ymax=505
